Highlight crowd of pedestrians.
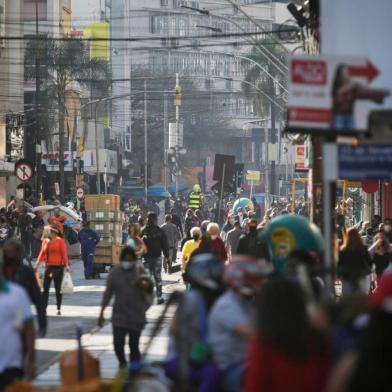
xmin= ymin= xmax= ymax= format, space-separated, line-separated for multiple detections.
xmin=2 ymin=193 xmax=392 ymax=391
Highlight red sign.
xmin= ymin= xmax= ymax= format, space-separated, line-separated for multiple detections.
xmin=288 ymin=107 xmax=332 ymax=123
xmin=295 ymin=145 xmax=308 ymax=172
xmin=348 ymin=61 xmax=379 ymax=83
xmin=291 ymin=59 xmax=327 ymax=85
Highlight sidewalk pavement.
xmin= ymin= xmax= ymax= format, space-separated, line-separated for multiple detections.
xmin=34 ymin=263 xmax=183 ymax=387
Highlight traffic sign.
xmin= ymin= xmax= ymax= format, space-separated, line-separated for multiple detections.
xmin=15 ymin=160 xmax=34 ymax=182
xmin=76 ymin=187 xmax=84 ymax=199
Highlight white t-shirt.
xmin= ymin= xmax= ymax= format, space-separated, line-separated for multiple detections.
xmin=0 ymin=282 xmax=33 ymax=372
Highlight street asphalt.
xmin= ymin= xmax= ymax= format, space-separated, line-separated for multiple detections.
xmin=35 ymin=257 xmax=184 ymax=375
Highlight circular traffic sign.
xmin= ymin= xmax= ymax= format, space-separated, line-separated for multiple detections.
xmin=15 ymin=160 xmax=34 ymax=182
xmin=76 ymin=187 xmax=84 ymax=199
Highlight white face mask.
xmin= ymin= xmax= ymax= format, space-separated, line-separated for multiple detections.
xmin=120 ymin=261 xmax=135 ymax=270
xmin=210 ymin=234 xmax=218 ymax=240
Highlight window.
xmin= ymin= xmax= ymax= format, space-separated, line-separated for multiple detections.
xmin=23 ymin=0 xmax=47 ymax=22
xmin=161 ymin=0 xmax=168 ymax=6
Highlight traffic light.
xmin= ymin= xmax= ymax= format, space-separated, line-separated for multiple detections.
xmin=174 ymin=85 xmax=182 ymax=107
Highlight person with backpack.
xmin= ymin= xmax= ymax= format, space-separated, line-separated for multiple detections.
xmin=208 ymin=258 xmax=270 ymax=392
xmin=141 ymin=212 xmax=169 ymax=304
xmin=165 ymin=253 xmax=224 ymax=392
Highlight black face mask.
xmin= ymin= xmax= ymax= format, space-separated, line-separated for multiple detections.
xmin=3 ymin=255 xmax=20 ymax=267
xmin=249 ymin=226 xmax=257 ymax=232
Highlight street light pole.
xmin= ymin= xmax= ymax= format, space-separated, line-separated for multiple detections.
xmin=94 ymin=101 xmax=101 ymax=194
xmin=144 ymin=80 xmax=148 ymax=204
xmin=264 ymin=112 xmax=270 ymax=211
xmin=163 ymin=91 xmax=168 ymax=192
xmin=175 ymin=73 xmax=180 ymax=199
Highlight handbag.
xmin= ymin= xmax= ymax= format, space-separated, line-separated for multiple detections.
xmin=61 ymin=271 xmax=74 ymax=294
xmin=189 ymin=293 xmax=212 ymax=365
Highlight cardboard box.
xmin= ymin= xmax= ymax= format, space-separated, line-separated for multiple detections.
xmin=85 ymin=194 xmax=121 ymax=211
xmin=91 ymin=221 xmax=122 ymax=235
xmin=94 ymin=246 xmax=121 ymax=264
xmin=98 ymin=236 xmax=121 ymax=247
xmin=87 ymin=209 xmax=123 ymax=222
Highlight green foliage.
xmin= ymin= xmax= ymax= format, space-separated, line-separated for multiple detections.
xmin=241 ymin=38 xmax=288 ymax=118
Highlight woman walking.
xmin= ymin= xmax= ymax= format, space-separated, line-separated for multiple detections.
xmin=338 ymin=227 xmax=372 ymax=295
xmin=35 ymin=225 xmax=70 ymax=315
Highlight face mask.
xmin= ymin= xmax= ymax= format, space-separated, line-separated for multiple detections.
xmin=210 ymin=234 xmax=218 ymax=240
xmin=120 ymin=261 xmax=135 ymax=270
xmin=249 ymin=226 xmax=257 ymax=232
xmin=3 ymin=255 xmax=19 ymax=267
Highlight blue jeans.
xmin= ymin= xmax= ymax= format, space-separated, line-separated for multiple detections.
xmin=144 ymin=258 xmax=163 ymax=298
xmin=82 ymin=252 xmax=94 ymax=278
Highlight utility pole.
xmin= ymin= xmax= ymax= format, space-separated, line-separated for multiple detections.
xmin=264 ymin=112 xmax=270 ymax=211
xmin=175 ymin=73 xmax=181 ymax=198
xmin=58 ymin=96 xmax=65 ymax=202
xmin=163 ymin=91 xmax=168 ymax=192
xmin=94 ymin=102 xmax=101 ymax=194
xmin=35 ymin=0 xmax=42 ymax=201
xmin=144 ymin=80 xmax=148 ymax=204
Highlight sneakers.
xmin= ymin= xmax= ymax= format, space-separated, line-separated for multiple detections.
xmin=57 ymin=310 xmax=61 ymax=316
xmin=157 ymin=297 xmax=165 ymax=305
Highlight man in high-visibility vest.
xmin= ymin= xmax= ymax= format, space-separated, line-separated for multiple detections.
xmin=188 ymin=184 xmax=203 ymax=211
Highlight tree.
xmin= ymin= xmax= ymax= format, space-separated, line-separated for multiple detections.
xmin=25 ymin=38 xmax=110 ymax=201
xmin=128 ymin=71 xmax=231 ymax=184
xmin=241 ymin=38 xmax=288 ymax=194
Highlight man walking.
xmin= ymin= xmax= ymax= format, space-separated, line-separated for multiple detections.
xmin=3 ymin=238 xmax=47 ymax=337
xmin=160 ymin=214 xmax=180 ymax=273
xmin=226 ymin=221 xmax=243 ymax=257
xmin=141 ymin=212 xmax=169 ymax=304
xmin=0 ymin=257 xmax=35 ymax=390
xmin=18 ymin=207 xmax=33 ymax=259
xmin=78 ymin=221 xmax=100 ymax=279
xmin=98 ymin=247 xmax=153 ymax=369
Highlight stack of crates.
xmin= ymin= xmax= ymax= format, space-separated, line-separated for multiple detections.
xmin=85 ymin=195 xmax=123 ymax=267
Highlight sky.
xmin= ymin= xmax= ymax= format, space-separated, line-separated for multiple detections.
xmin=71 ymin=0 xmax=102 ymax=29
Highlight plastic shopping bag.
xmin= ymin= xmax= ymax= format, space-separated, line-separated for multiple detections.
xmin=61 ymin=271 xmax=74 ymax=294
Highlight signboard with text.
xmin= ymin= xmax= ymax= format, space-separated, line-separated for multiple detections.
xmin=288 ymin=55 xmax=387 ymax=133
xmin=323 ymin=143 xmax=392 ymax=181
xmin=294 ymin=145 xmax=308 ymax=172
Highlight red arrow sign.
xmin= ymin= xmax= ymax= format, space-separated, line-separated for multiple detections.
xmin=348 ymin=61 xmax=379 ymax=83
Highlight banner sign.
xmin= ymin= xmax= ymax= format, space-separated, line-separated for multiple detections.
xmin=288 ymin=55 xmax=387 ymax=133
xmin=294 ymin=145 xmax=308 ymax=171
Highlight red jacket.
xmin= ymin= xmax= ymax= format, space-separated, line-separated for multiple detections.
xmin=211 ymin=237 xmax=227 ymax=262
xmin=245 ymin=337 xmax=331 ymax=392
xmin=38 ymin=237 xmax=69 ymax=267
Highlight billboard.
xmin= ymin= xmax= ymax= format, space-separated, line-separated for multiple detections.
xmin=288 ymin=55 xmax=388 ymax=133
xmin=321 ymin=0 xmax=392 ymax=110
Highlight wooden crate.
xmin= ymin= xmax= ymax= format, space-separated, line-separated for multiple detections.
xmin=91 ymin=221 xmax=122 ymax=235
xmin=87 ymin=208 xmax=123 ymax=222
xmin=94 ymin=245 xmax=121 ymax=265
xmin=85 ymin=194 xmax=121 ymax=211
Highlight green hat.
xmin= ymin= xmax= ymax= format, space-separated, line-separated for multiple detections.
xmin=259 ymin=215 xmax=324 ymax=270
